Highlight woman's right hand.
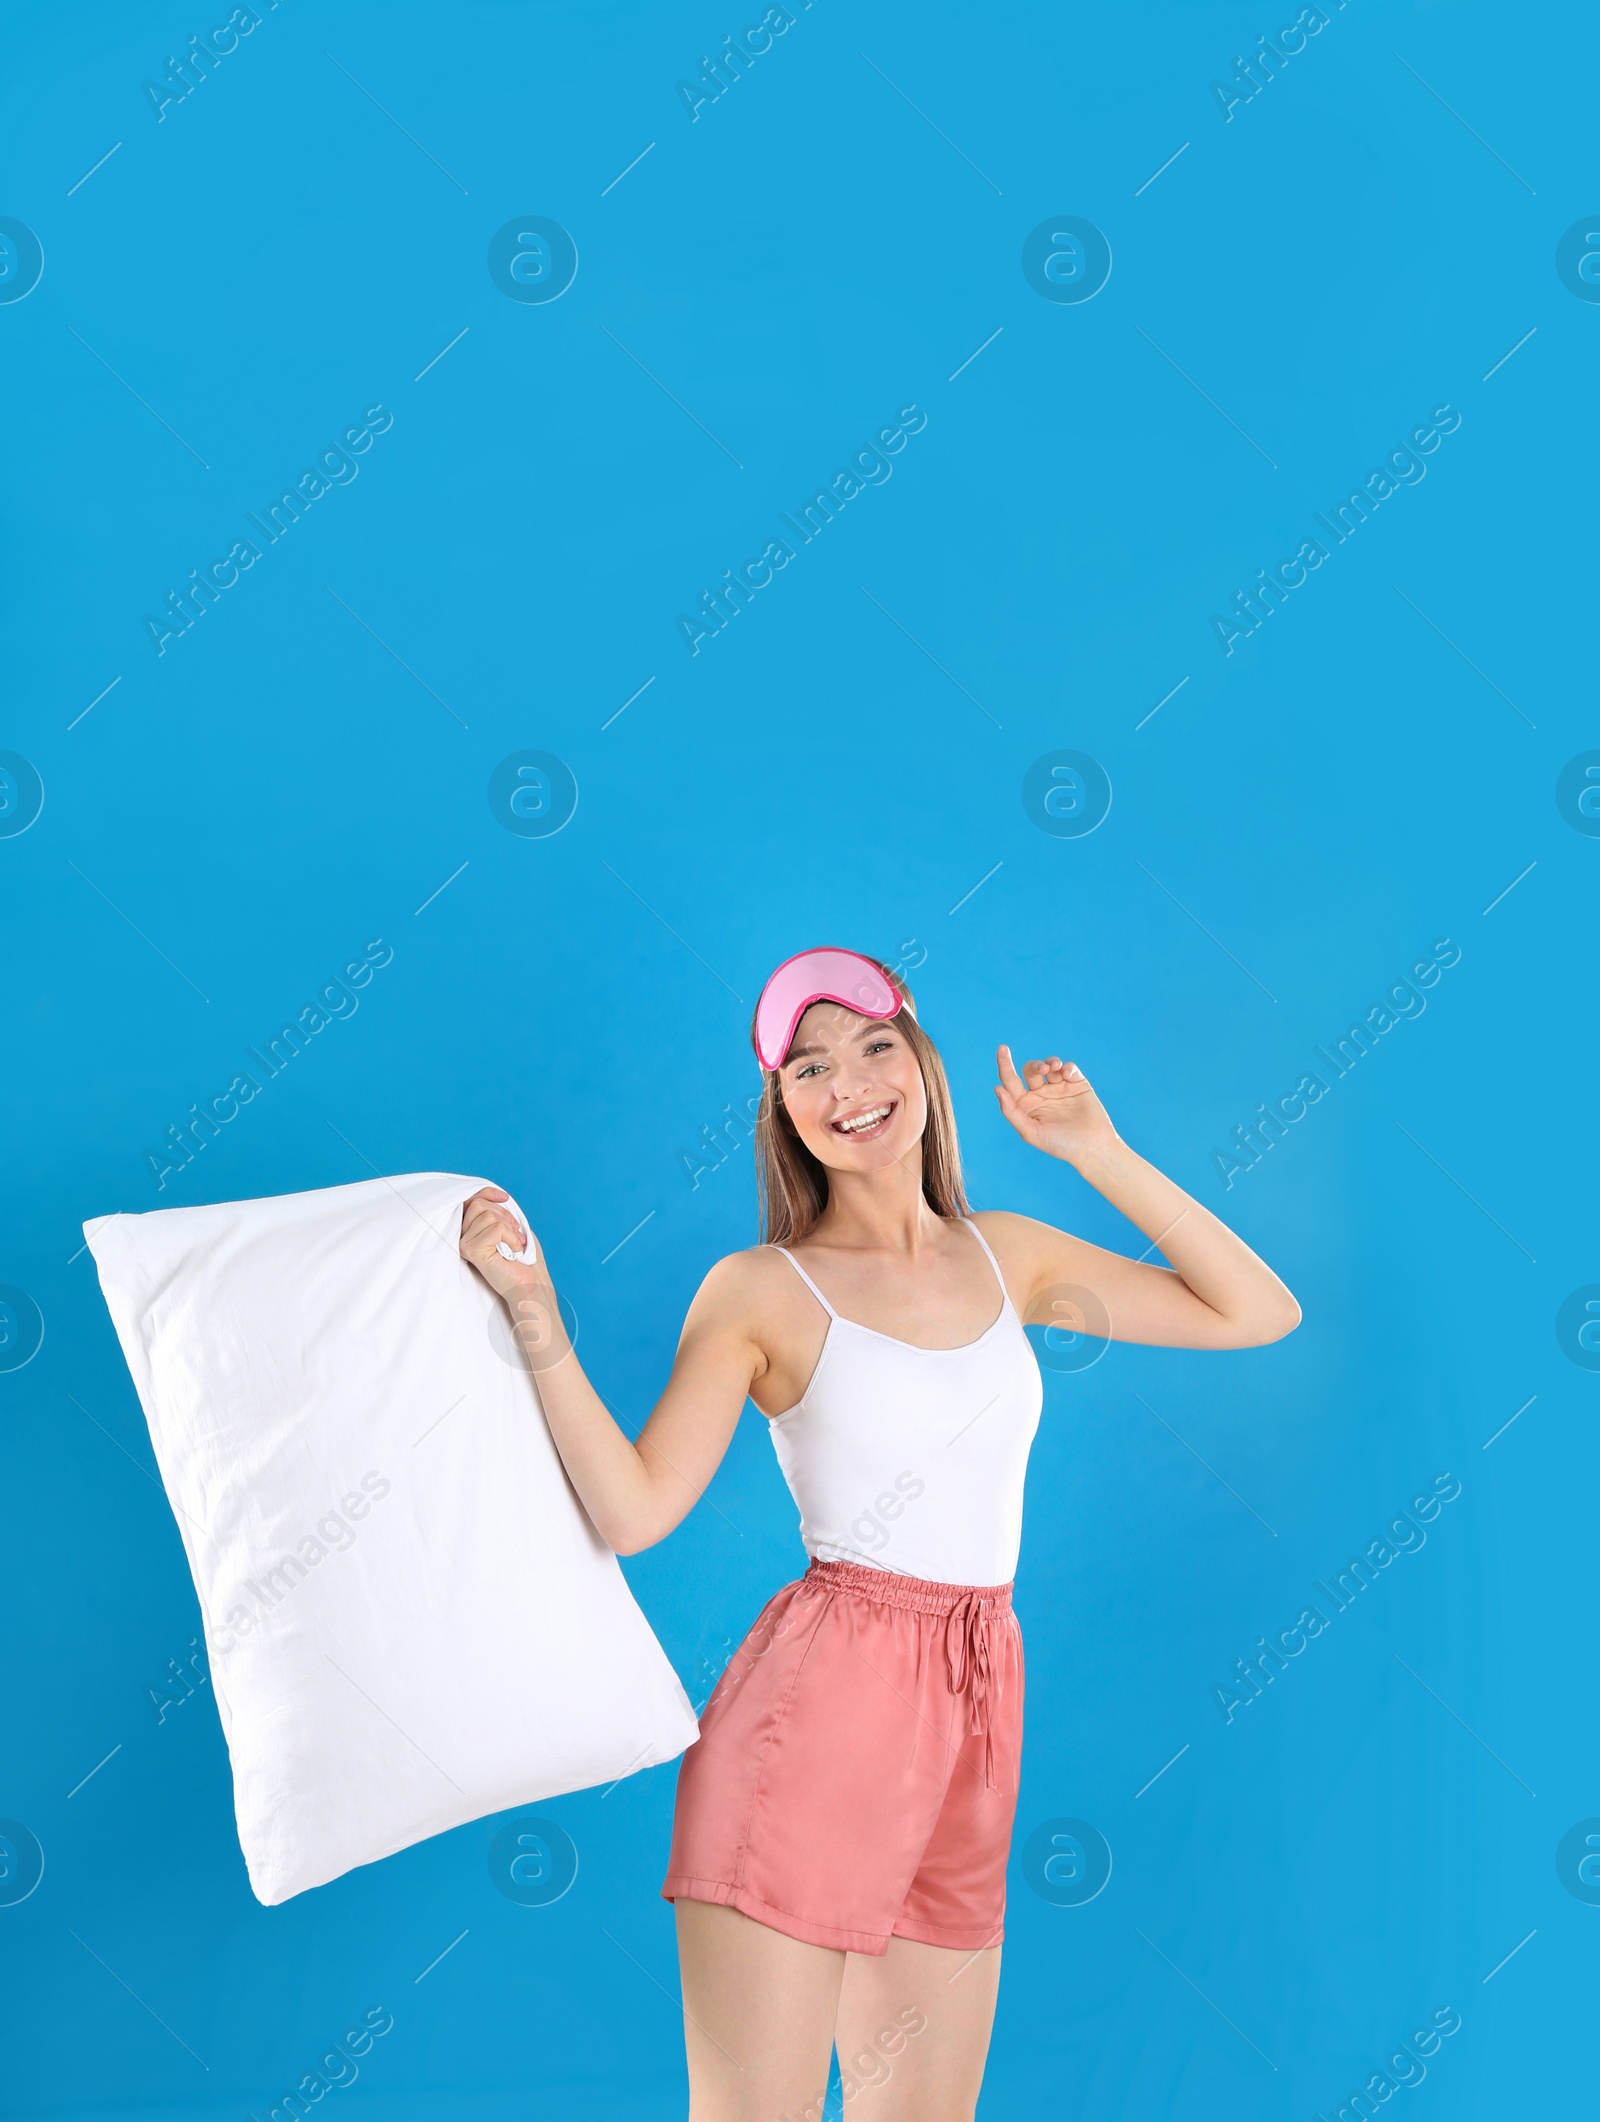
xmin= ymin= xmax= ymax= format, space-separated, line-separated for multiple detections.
xmin=459 ymin=1185 xmax=545 ymax=1304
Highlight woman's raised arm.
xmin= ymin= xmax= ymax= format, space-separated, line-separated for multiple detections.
xmin=990 ymin=1047 xmax=1301 ymax=1350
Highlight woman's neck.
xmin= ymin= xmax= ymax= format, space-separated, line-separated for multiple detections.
xmin=807 ymin=1153 xmax=945 ymax=1258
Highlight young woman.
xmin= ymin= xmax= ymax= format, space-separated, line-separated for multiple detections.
xmin=460 ymin=946 xmax=1298 ymax=2122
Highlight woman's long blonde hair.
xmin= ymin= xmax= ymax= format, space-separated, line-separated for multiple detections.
xmin=749 ymin=957 xmax=969 ymax=1246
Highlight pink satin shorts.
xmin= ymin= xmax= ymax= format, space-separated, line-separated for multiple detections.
xmin=661 ymin=1558 xmax=1024 ymax=1956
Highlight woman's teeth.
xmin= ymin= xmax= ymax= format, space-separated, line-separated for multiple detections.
xmin=834 ymin=1104 xmax=893 ymax=1135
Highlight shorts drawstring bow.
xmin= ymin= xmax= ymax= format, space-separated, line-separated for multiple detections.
xmin=945 ymin=1590 xmax=1002 ymax=1790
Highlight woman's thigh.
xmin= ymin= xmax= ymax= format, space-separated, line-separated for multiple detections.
xmin=834 ymin=1935 xmax=1002 ymax=2122
xmin=674 ymin=1899 xmax=845 ymax=2122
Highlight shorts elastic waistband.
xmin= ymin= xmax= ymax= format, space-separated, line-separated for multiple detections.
xmin=802 ymin=1557 xmax=1013 ymax=1617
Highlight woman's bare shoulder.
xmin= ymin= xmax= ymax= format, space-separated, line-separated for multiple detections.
xmin=969 ymin=1207 xmax=1055 ymax=1252
xmin=689 ymin=1244 xmax=804 ymax=1322
xmin=968 ymin=1208 xmax=1062 ymax=1284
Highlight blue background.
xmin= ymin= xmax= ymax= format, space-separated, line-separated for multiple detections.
xmin=3 ymin=0 xmax=1596 ymax=2114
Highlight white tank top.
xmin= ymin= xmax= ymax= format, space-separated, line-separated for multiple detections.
xmin=765 ymin=1218 xmax=1044 ymax=1585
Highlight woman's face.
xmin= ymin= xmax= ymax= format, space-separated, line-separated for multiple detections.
xmin=777 ymin=1003 xmax=927 ymax=1173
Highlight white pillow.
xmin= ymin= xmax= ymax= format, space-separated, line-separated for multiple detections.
xmin=84 ymin=1171 xmax=698 ymax=1905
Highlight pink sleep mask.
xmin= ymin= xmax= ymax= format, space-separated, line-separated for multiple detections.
xmin=754 ymin=948 xmax=904 ymax=1072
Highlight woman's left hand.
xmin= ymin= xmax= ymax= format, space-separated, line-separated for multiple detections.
xmin=994 ymin=1045 xmax=1120 ymax=1166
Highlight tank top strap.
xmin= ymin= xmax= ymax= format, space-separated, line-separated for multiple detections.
xmin=774 ymin=1246 xmax=839 ymax=1320
xmin=961 ymin=1217 xmax=1011 ymax=1309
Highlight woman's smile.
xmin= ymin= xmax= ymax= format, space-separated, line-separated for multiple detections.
xmin=829 ymin=1098 xmax=898 ymax=1141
